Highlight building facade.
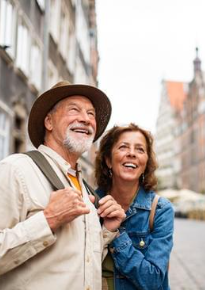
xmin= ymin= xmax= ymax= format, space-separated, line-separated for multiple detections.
xmin=155 ymin=49 xmax=205 ymax=193
xmin=0 ymin=0 xmax=99 ymax=184
xmin=180 ymin=50 xmax=205 ymax=193
xmin=155 ymin=80 xmax=188 ymax=189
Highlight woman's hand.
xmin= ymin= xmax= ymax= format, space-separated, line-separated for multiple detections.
xmin=97 ymin=195 xmax=126 ymax=232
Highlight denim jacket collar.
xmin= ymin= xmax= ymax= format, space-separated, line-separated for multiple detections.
xmin=96 ymin=186 xmax=154 ymax=212
xmin=131 ymin=187 xmax=153 ymax=211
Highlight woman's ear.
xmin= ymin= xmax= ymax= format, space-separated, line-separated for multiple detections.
xmin=44 ymin=114 xmax=53 ymax=131
xmin=105 ymin=157 xmax=111 ymax=169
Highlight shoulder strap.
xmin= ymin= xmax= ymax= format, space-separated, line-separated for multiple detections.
xmin=149 ymin=194 xmax=160 ymax=232
xmin=24 ymin=151 xmax=100 ymax=208
xmin=24 ymin=150 xmax=65 ymax=190
xmin=83 ymin=179 xmax=100 ymax=209
xmin=83 ymin=180 xmax=102 ymax=225
xmin=149 ymin=194 xmax=170 ymax=270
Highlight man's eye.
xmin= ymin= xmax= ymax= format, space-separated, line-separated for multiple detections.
xmin=70 ymin=107 xmax=78 ymax=112
xmin=88 ymin=111 xmax=95 ymax=117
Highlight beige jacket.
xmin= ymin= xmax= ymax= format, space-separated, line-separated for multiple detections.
xmin=0 ymin=145 xmax=116 ymax=290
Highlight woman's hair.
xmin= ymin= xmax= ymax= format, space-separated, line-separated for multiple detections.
xmin=95 ymin=123 xmax=158 ymax=192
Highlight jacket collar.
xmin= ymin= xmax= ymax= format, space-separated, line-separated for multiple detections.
xmin=96 ymin=186 xmax=153 ymax=211
xmin=131 ymin=187 xmax=153 ymax=210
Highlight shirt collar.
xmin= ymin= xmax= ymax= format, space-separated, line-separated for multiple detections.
xmin=38 ymin=144 xmax=81 ymax=176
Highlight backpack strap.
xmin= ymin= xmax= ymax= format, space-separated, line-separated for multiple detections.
xmin=24 ymin=150 xmax=100 ymax=208
xmin=24 ymin=150 xmax=66 ymax=190
xmin=83 ymin=179 xmax=100 ymax=209
xmin=149 ymin=194 xmax=160 ymax=232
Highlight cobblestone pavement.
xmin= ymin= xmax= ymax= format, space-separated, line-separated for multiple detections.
xmin=169 ymin=218 xmax=205 ymax=290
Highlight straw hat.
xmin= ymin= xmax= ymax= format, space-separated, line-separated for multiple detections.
xmin=28 ymin=80 xmax=112 ymax=147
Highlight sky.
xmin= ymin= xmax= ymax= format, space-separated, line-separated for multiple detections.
xmin=96 ymin=0 xmax=205 ymax=134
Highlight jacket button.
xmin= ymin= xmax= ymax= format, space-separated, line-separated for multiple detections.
xmin=14 ymin=260 xmax=19 ymax=265
xmin=139 ymin=240 xmax=145 ymax=247
xmin=43 ymin=241 xmax=49 ymax=247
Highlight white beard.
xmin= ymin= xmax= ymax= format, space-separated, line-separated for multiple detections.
xmin=63 ymin=123 xmax=95 ymax=154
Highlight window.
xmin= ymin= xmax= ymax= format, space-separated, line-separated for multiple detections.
xmin=49 ymin=0 xmax=60 ymax=43
xmin=198 ymin=99 xmax=205 ymax=114
xmin=0 ymin=101 xmax=13 ymax=160
xmin=47 ymin=60 xmax=59 ymax=89
xmin=0 ymin=0 xmax=16 ymax=57
xmin=30 ymin=41 xmax=42 ymax=90
xmin=74 ymin=58 xmax=87 ymax=83
xmin=16 ymin=18 xmax=30 ymax=76
xmin=59 ymin=3 xmax=70 ymax=59
xmin=76 ymin=4 xmax=90 ymax=64
xmin=13 ymin=104 xmax=27 ymax=153
xmin=67 ymin=31 xmax=75 ymax=74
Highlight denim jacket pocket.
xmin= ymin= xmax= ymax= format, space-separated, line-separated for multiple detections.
xmin=129 ymin=231 xmax=150 ymax=252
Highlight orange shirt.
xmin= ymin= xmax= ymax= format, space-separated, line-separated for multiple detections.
xmin=68 ymin=173 xmax=82 ymax=192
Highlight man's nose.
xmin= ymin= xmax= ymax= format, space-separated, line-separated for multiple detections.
xmin=79 ymin=110 xmax=91 ymax=123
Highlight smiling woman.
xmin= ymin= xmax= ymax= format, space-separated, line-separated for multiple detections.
xmin=105 ymin=130 xmax=148 ymax=191
xmin=95 ymin=123 xmax=174 ymax=290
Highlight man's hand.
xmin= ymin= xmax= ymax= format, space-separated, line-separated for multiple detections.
xmin=44 ymin=187 xmax=90 ymax=232
xmin=97 ymin=195 xmax=126 ymax=232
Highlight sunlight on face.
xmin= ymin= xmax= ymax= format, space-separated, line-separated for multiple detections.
xmin=108 ymin=131 xmax=148 ymax=183
xmin=63 ymin=122 xmax=95 ymax=154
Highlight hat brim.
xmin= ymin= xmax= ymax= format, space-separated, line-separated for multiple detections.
xmin=28 ymin=84 xmax=111 ymax=148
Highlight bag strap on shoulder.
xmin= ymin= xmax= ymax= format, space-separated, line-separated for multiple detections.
xmin=24 ymin=150 xmax=100 ymax=208
xmin=149 ymin=194 xmax=170 ymax=270
xmin=149 ymin=194 xmax=160 ymax=232
xmin=24 ymin=150 xmax=65 ymax=190
xmin=82 ymin=179 xmax=100 ymax=209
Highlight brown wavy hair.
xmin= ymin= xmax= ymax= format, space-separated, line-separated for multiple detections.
xmin=95 ymin=123 xmax=158 ymax=192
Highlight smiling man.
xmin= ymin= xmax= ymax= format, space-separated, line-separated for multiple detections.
xmin=0 ymin=81 xmax=125 ymax=290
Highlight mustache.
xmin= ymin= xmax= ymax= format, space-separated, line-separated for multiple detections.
xmin=68 ymin=122 xmax=95 ymax=135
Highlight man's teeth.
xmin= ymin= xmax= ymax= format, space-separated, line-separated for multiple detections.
xmin=73 ymin=129 xmax=88 ymax=134
xmin=123 ymin=163 xmax=137 ymax=169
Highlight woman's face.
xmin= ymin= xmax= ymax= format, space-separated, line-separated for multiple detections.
xmin=106 ymin=131 xmax=149 ymax=183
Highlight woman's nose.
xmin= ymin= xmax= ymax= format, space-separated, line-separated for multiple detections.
xmin=127 ymin=147 xmax=136 ymax=157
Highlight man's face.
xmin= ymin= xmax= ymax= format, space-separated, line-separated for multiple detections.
xmin=45 ymin=96 xmax=97 ymax=154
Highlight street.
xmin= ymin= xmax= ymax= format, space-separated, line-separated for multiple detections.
xmin=169 ymin=218 xmax=205 ymax=290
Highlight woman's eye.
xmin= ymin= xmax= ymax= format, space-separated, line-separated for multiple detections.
xmin=137 ymin=147 xmax=145 ymax=153
xmin=119 ymin=145 xmax=128 ymax=150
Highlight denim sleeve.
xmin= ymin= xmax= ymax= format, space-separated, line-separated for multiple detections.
xmin=109 ymin=199 xmax=174 ymax=290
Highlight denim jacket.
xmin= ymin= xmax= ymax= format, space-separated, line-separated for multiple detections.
xmin=96 ymin=187 xmax=174 ymax=290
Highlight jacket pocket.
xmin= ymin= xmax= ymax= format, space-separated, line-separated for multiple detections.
xmin=128 ymin=231 xmax=150 ymax=252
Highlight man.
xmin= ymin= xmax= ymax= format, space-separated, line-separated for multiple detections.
xmin=0 ymin=81 xmax=125 ymax=290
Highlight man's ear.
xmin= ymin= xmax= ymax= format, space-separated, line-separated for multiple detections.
xmin=44 ymin=114 xmax=53 ymax=131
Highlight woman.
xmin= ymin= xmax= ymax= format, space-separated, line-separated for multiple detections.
xmin=95 ymin=123 xmax=174 ymax=290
